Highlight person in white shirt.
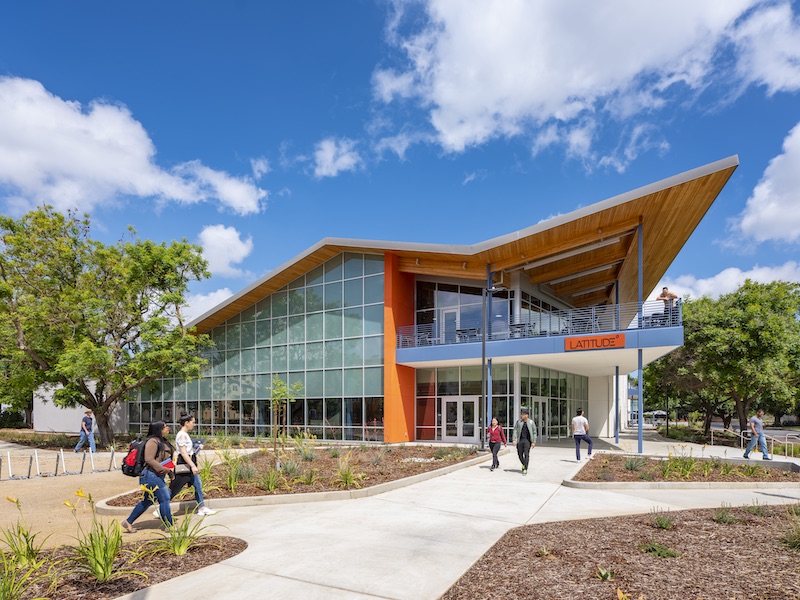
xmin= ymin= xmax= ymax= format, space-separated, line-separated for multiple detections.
xmin=571 ymin=408 xmax=593 ymax=461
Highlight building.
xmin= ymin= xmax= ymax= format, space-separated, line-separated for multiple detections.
xmin=129 ymin=156 xmax=738 ymax=446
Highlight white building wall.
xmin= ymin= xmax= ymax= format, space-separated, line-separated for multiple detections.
xmin=32 ymin=384 xmax=128 ymax=434
xmin=588 ymin=376 xmax=613 ymax=437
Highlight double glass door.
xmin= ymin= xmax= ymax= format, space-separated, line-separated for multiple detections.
xmin=442 ymin=396 xmax=478 ymax=443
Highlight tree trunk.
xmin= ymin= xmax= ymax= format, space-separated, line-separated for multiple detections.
xmin=703 ymin=411 xmax=713 ymax=436
xmin=722 ymin=414 xmax=732 ymax=429
xmin=736 ymin=399 xmax=748 ymax=433
xmin=94 ymin=410 xmax=114 ymax=446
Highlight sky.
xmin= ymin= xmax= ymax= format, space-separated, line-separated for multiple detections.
xmin=1 ymin=0 xmax=799 ymax=320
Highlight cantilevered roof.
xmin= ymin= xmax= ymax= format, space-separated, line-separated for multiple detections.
xmin=191 ymin=155 xmax=738 ymax=333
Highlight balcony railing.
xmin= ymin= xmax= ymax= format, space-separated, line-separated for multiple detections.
xmin=396 ymin=299 xmax=681 ymax=348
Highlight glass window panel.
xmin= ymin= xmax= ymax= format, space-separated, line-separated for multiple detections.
xmin=291 ymin=399 xmax=304 ymax=426
xmin=364 ymin=274 xmax=383 ymax=305
xmin=242 ymin=304 xmax=256 ymax=322
xmin=288 ymin=315 xmax=305 ymax=343
xmin=363 ymin=336 xmax=383 ymax=366
xmin=364 ymin=304 xmax=383 ymax=335
xmin=343 ymin=307 xmax=363 ymax=337
xmin=306 ymin=341 xmax=323 ymax=369
xmin=416 ymin=368 xmax=435 ymax=396
xmin=162 ymin=379 xmax=174 ymax=401
xmin=344 ymin=369 xmax=363 ymax=396
xmin=211 ymin=351 xmax=225 ymax=376
xmin=461 ymin=366 xmax=482 ymax=395
xmin=272 ymin=291 xmax=288 ymax=317
xmin=225 ymin=351 xmax=240 ymax=375
xmin=272 ymin=318 xmax=287 ymax=344
xmin=308 ymin=399 xmax=323 ymax=426
xmin=240 ymin=349 xmax=255 ymax=374
xmin=212 ymin=377 xmax=225 ymax=400
xmin=416 ymin=281 xmax=436 ymax=311
xmin=344 ymin=278 xmax=362 ymax=307
xmin=325 ymin=398 xmax=342 ymax=426
xmin=416 ymin=398 xmax=437 ymax=440
xmin=226 ymin=376 xmax=241 ymax=400
xmin=416 ymin=309 xmax=434 ymax=325
xmin=241 ymin=375 xmax=255 ymax=400
xmin=288 ymin=371 xmax=304 ymax=391
xmin=364 ymin=367 xmax=383 ymax=395
xmin=364 ymin=254 xmax=383 ymax=275
xmin=460 ymin=286 xmax=483 ymax=305
xmin=307 ymin=264 xmax=324 ymax=286
xmin=324 ymin=340 xmax=342 ymax=368
xmin=288 ymin=289 xmax=305 ymax=315
xmin=325 ymin=310 xmax=342 ymax=339
xmin=491 ymin=363 xmax=509 ymax=395
xmin=199 ymin=377 xmax=212 ymax=400
xmin=212 ymin=327 xmax=226 ymax=352
xmin=256 ymin=348 xmax=270 ymax=373
xmin=255 ymin=375 xmax=271 ymax=398
xmin=289 ymin=344 xmax=305 ymax=371
xmin=256 ymin=320 xmax=271 ymax=347
xmin=241 ymin=321 xmax=256 ymax=348
xmin=306 ymin=312 xmax=323 ymax=341
xmin=365 ymin=397 xmax=383 ymax=427
xmin=437 ymin=366 xmax=459 ymax=396
xmin=559 ymin=372 xmax=567 ymax=398
xmin=344 ymin=398 xmax=363 ymax=425
xmin=325 ymin=370 xmax=342 ymax=396
xmin=460 ymin=305 xmax=482 ymax=330
xmin=255 ymin=298 xmax=270 ymax=320
xmin=437 ymin=283 xmax=459 ymax=308
xmin=324 ymin=255 xmax=343 ymax=282
xmin=343 ymin=252 xmax=363 ymax=279
xmin=288 ymin=275 xmax=304 ymax=289
xmin=325 ymin=282 xmax=343 ymax=309
xmin=186 ymin=379 xmax=198 ymax=401
xmin=272 ymin=345 xmax=287 ymax=371
xmin=306 ymin=370 xmax=323 ymax=396
xmin=344 ymin=338 xmax=363 ymax=367
xmin=306 ymin=286 xmax=324 ymax=313
xmin=550 ymin=370 xmax=559 ymax=397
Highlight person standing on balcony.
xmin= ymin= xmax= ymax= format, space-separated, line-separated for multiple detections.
xmin=512 ymin=410 xmax=536 ymax=475
xmin=743 ymin=409 xmax=771 ymax=460
xmin=486 ymin=417 xmax=507 ymax=471
xmin=657 ymin=286 xmax=679 ymax=325
xmin=571 ymin=408 xmax=593 ymax=461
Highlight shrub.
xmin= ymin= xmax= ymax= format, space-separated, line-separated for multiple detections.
xmin=743 ymin=500 xmax=767 ymax=516
xmin=781 ymin=519 xmax=800 ymax=551
xmin=258 ymin=469 xmax=282 ymax=492
xmin=651 ymin=508 xmax=674 ymax=530
xmin=0 ymin=409 xmax=25 ymax=429
xmin=713 ymin=503 xmax=736 ymax=524
xmin=145 ymin=509 xmax=219 ymax=556
xmin=0 ymin=552 xmax=49 ymax=600
xmin=1 ymin=497 xmax=49 ymax=567
xmin=638 ymin=471 xmax=654 ymax=481
xmin=596 ymin=567 xmax=614 ymax=581
xmin=738 ymin=464 xmax=761 ymax=478
xmin=293 ymin=432 xmax=316 ymax=461
xmin=280 ymin=457 xmax=300 ymax=479
xmin=639 ymin=541 xmax=679 ymax=558
xmin=332 ymin=453 xmax=366 ymax=489
xmin=328 ymin=447 xmax=341 ymax=458
xmin=624 ymin=457 xmax=647 ymax=471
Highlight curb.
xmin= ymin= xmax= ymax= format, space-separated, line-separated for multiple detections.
xmin=96 ymin=450 xmax=497 ymax=515
xmin=562 ymin=479 xmax=800 ymax=490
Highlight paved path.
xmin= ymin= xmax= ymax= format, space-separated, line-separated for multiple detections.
xmin=112 ymin=433 xmax=800 ymax=600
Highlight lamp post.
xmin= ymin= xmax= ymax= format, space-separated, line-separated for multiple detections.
xmin=480 ymin=268 xmax=499 ymax=452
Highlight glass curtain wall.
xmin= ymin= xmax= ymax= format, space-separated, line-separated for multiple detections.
xmin=130 ymin=252 xmax=385 ymax=441
xmin=416 ymin=281 xmax=513 ymax=341
xmin=519 ymin=364 xmax=588 ymax=440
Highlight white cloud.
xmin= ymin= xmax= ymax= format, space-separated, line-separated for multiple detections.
xmin=185 ymin=288 xmax=234 ymax=323
xmin=198 ymin=224 xmax=254 ymax=278
xmin=374 ymin=0 xmax=799 ymax=157
xmin=655 ymin=261 xmax=800 ymax=300
xmin=0 ymin=77 xmax=267 ymax=215
xmin=312 ymin=137 xmax=363 ymax=178
xmin=735 ymin=121 xmax=800 ymax=244
xmin=250 ymin=157 xmax=270 ymax=180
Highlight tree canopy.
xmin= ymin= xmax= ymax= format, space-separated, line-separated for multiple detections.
xmin=0 ymin=207 xmax=212 ymax=443
xmin=644 ymin=280 xmax=800 ymax=432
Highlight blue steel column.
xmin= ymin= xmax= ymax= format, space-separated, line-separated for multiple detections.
xmin=615 ymin=365 xmax=620 ymax=444
xmin=637 ymin=222 xmax=644 ymax=454
xmin=487 ymin=358 xmax=493 ymax=430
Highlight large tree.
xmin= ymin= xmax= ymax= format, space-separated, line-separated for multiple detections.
xmin=0 ymin=207 xmax=212 ymax=443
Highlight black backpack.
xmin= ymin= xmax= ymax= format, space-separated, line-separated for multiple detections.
xmin=121 ymin=437 xmax=162 ymax=477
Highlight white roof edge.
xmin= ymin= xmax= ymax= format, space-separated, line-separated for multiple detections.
xmin=189 ymin=155 xmax=739 ymax=328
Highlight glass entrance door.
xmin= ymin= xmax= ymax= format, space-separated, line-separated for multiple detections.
xmin=532 ymin=399 xmax=547 ymax=443
xmin=442 ymin=396 xmax=479 ymax=443
xmin=440 ymin=308 xmax=458 ymax=344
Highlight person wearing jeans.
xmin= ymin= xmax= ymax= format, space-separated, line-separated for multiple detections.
xmin=486 ymin=417 xmax=507 ymax=472
xmin=571 ymin=408 xmax=593 ymax=461
xmin=74 ymin=410 xmax=96 ymax=453
xmin=512 ymin=410 xmax=537 ymax=475
xmin=744 ymin=409 xmax=771 ymax=460
xmin=122 ymin=421 xmax=175 ymax=532
xmin=162 ymin=412 xmax=216 ymax=517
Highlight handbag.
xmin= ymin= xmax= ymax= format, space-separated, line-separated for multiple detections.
xmin=174 ymin=463 xmax=192 ymax=475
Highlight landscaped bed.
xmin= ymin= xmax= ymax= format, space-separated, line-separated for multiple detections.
xmin=572 ymin=450 xmax=800 ymax=483
xmin=443 ymin=504 xmax=800 ymax=600
xmin=107 ymin=443 xmax=479 ymax=506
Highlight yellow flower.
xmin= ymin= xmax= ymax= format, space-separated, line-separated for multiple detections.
xmin=6 ymin=496 xmax=18 ymax=503
xmin=64 ymin=500 xmax=75 ymax=508
xmin=75 ymin=488 xmax=88 ymax=498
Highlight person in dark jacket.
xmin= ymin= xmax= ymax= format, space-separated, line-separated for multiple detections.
xmin=121 ymin=421 xmax=175 ymax=532
xmin=512 ymin=410 xmax=537 ymax=475
xmin=486 ymin=417 xmax=507 ymax=471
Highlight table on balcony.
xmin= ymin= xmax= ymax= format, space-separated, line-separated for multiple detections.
xmin=456 ymin=327 xmax=480 ymax=342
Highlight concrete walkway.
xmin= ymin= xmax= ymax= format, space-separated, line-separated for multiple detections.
xmin=115 ymin=434 xmax=800 ymax=600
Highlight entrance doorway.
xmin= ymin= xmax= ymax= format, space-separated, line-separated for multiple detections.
xmin=531 ymin=399 xmax=547 ymax=443
xmin=442 ymin=396 xmax=479 ymax=443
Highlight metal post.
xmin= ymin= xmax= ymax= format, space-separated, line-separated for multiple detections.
xmin=638 ymin=349 xmax=644 ymax=454
xmin=33 ymin=449 xmax=41 ymax=476
xmin=637 ymin=222 xmax=644 ymax=454
xmin=481 ymin=278 xmax=487 ymax=451
xmin=487 ymin=358 xmax=493 ymax=428
xmin=614 ymin=365 xmax=619 ymax=444
xmin=27 ymin=455 xmax=33 ymax=478
xmin=54 ymin=451 xmax=61 ymax=476
xmin=79 ymin=452 xmax=87 ymax=474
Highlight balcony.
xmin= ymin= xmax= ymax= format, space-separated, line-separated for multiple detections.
xmin=396 ymin=300 xmax=681 ymax=348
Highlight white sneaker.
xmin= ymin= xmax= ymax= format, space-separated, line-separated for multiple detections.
xmin=152 ymin=508 xmax=160 ymax=518
xmin=196 ymin=506 xmax=217 ymax=516
xmin=587 ymin=455 xmax=594 ymax=460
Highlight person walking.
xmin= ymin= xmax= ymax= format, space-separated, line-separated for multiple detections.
xmin=571 ymin=408 xmax=593 ymax=461
xmin=121 ymin=420 xmax=175 ymax=532
xmin=486 ymin=417 xmax=507 ymax=472
xmin=743 ymin=409 xmax=771 ymax=460
xmin=74 ymin=410 xmax=96 ymax=453
xmin=156 ymin=412 xmax=216 ymax=517
xmin=512 ymin=410 xmax=536 ymax=475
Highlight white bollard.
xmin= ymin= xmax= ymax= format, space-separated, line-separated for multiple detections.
xmin=89 ymin=448 xmax=96 ymax=472
xmin=34 ymin=449 xmax=41 ymax=476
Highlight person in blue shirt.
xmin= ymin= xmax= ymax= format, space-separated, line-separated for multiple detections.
xmin=74 ymin=410 xmax=96 ymax=453
xmin=743 ymin=409 xmax=771 ymax=460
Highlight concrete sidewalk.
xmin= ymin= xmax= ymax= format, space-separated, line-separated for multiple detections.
xmin=116 ymin=439 xmax=800 ymax=600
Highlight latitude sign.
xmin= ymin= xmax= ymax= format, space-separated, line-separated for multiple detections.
xmin=564 ymin=333 xmax=626 ymax=352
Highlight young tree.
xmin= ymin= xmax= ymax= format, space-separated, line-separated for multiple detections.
xmin=267 ymin=375 xmax=304 ymax=458
xmin=0 ymin=207 xmax=212 ymax=444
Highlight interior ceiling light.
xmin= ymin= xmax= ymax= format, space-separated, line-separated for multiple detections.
xmin=521 ymin=237 xmax=621 ymax=271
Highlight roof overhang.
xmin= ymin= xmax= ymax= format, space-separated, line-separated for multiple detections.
xmin=190 ymin=155 xmax=738 ymax=333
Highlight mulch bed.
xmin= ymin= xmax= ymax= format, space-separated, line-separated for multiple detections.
xmin=108 ymin=445 xmax=477 ymax=506
xmin=573 ymin=452 xmax=800 ymax=483
xmin=22 ymin=536 xmax=246 ymax=600
xmin=443 ymin=506 xmax=800 ymax=600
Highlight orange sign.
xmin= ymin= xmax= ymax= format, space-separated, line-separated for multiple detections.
xmin=564 ymin=333 xmax=625 ymax=352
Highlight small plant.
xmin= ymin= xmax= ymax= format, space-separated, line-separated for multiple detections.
xmin=0 ymin=551 xmax=49 ymax=600
xmin=332 ymin=453 xmax=366 ymax=489
xmin=293 ymin=432 xmax=316 ymax=461
xmin=596 ymin=567 xmax=614 ymax=581
xmin=328 ymin=447 xmax=341 ymax=458
xmin=369 ymin=451 xmax=383 ymax=467
xmin=280 ymin=457 xmax=301 ymax=479
xmin=739 ymin=464 xmax=760 ymax=478
xmin=624 ymin=457 xmax=646 ymax=471
xmin=701 ymin=460 xmax=714 ymax=478
xmin=713 ymin=502 xmax=736 ymax=524
xmin=743 ymin=500 xmax=767 ymax=516
xmin=617 ymin=589 xmax=644 ymax=600
xmin=657 ymin=459 xmax=673 ymax=478
xmin=145 ymin=509 xmax=219 ymax=556
xmin=638 ymin=471 xmax=654 ymax=481
xmin=535 ymin=546 xmax=551 ymax=557
xmin=1 ymin=496 xmax=50 ymax=567
xmin=259 ymin=469 xmax=282 ymax=492
xmin=639 ymin=541 xmax=679 ymax=558
xmin=300 ymin=468 xmax=319 ymax=486
xmin=786 ymin=503 xmax=800 ymax=517
xmin=720 ymin=462 xmax=734 ymax=476
xmin=651 ymin=508 xmax=674 ymax=530
xmin=597 ymin=467 xmax=614 ymax=482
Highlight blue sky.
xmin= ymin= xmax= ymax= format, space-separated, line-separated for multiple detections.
xmin=1 ymin=1 xmax=799 ymax=319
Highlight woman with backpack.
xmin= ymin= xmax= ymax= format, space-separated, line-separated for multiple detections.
xmin=122 ymin=420 xmax=175 ymax=532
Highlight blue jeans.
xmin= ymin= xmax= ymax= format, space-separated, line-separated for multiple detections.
xmin=126 ymin=469 xmax=173 ymax=526
xmin=574 ymin=434 xmax=593 ymax=460
xmin=170 ymin=473 xmax=205 ymax=507
xmin=74 ymin=431 xmax=96 ymax=453
xmin=744 ymin=433 xmax=769 ymax=458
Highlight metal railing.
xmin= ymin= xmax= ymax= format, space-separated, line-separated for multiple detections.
xmin=0 ymin=449 xmax=118 ymax=481
xmin=397 ymin=299 xmax=681 ymax=348
xmin=710 ymin=429 xmax=800 ymax=459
